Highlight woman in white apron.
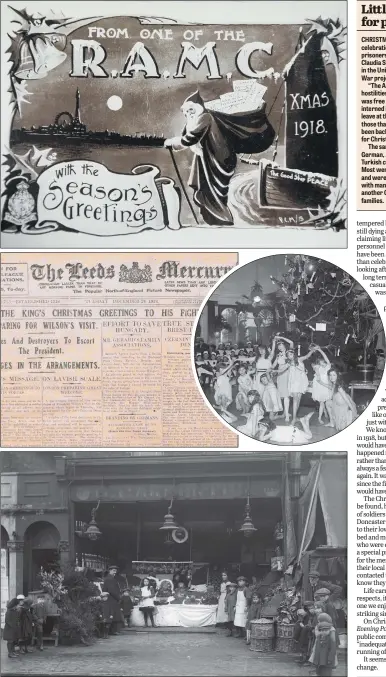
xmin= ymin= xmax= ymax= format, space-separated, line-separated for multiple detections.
xmin=217 ymin=571 xmax=229 ymax=625
xmin=233 ymin=576 xmax=249 ymax=637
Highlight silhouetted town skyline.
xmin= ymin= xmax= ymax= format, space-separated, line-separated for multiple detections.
xmin=11 ymin=89 xmax=165 ymax=147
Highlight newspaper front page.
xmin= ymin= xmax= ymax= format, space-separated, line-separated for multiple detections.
xmin=0 ymin=2 xmax=386 ymax=677
xmin=1 ymin=252 xmax=238 ymax=448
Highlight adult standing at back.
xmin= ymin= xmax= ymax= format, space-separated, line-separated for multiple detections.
xmin=217 ymin=571 xmax=230 ymax=626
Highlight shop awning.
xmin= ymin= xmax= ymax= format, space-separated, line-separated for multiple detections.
xmin=296 ymin=456 xmax=347 ymax=562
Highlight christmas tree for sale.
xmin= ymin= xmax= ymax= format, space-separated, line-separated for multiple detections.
xmin=270 ymin=256 xmax=383 ymax=370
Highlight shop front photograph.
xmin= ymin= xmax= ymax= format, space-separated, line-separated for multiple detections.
xmin=1 ymin=451 xmax=347 ymax=676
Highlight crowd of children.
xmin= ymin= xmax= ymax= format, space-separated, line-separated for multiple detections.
xmin=3 ymin=584 xmax=135 ymax=657
xmin=3 ymin=594 xmax=47 ymax=658
xmin=4 ymin=574 xmax=342 ymax=675
xmin=293 ymin=587 xmax=342 ymax=676
xmin=216 ymin=570 xmax=341 ymax=676
xmin=195 ymin=335 xmax=358 ymax=441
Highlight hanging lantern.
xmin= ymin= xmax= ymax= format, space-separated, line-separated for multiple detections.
xmin=239 ymin=496 xmax=257 ymax=538
xmin=164 ymin=532 xmax=174 ymax=547
xmin=85 ymin=502 xmax=102 ymax=541
xmin=159 ymin=499 xmax=178 ymax=530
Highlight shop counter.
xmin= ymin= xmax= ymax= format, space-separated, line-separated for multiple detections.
xmin=131 ymin=604 xmax=217 ymax=627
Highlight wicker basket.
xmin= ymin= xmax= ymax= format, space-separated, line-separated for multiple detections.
xmin=250 ymin=619 xmax=275 ymax=653
xmin=275 ymin=622 xmax=295 ymax=653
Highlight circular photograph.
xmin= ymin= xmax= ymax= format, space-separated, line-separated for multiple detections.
xmin=193 ymin=254 xmax=385 ymax=445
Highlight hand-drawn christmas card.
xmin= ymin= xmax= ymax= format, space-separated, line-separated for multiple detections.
xmin=1 ymin=1 xmax=347 ymax=248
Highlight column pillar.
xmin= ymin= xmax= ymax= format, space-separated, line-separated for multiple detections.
xmin=7 ymin=540 xmax=24 ymax=598
xmin=198 ymin=304 xmax=209 ymax=343
xmin=58 ymin=540 xmax=70 ymax=568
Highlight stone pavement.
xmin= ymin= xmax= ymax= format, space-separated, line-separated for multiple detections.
xmin=1 ymin=630 xmax=348 ymax=676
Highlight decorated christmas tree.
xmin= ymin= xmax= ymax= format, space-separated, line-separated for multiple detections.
xmin=270 ymin=255 xmax=383 ymax=367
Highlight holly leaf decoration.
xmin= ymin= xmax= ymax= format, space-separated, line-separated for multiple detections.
xmin=306 ymin=16 xmax=347 ymax=66
xmin=2 ymin=147 xmax=38 ymax=184
xmin=29 ymin=146 xmax=57 ymax=168
xmin=305 ymin=16 xmax=330 ymax=36
xmin=13 ymin=79 xmax=31 ymax=115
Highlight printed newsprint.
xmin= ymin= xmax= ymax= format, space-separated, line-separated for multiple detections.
xmin=0 ymin=252 xmax=237 ymax=448
xmin=0 ymin=1 xmax=347 ymax=249
xmin=356 ymin=3 xmax=386 ymax=677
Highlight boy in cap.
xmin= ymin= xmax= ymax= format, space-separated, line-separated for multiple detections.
xmin=294 ymin=608 xmax=313 ymax=664
xmin=309 ymin=573 xmax=342 ymax=602
xmin=31 ymin=595 xmax=48 ymax=651
xmin=224 ymin=582 xmax=237 ymax=636
xmin=314 ymin=588 xmax=338 ymax=630
xmin=309 ymin=613 xmax=337 ymax=676
xmin=233 ymin=576 xmax=250 ymax=638
xmin=99 ymin=592 xmax=114 ymax=639
xmin=121 ymin=588 xmax=134 ymax=627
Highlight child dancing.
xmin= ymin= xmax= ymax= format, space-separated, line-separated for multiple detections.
xmin=259 ymin=372 xmax=282 ymax=420
xmin=311 ymin=346 xmax=333 ymax=424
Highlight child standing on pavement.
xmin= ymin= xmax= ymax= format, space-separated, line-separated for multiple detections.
xmin=294 ymin=608 xmax=313 ymax=664
xmin=245 ymin=592 xmax=262 ymax=645
xmin=31 ymin=595 xmax=48 ymax=651
xmin=18 ymin=599 xmax=34 ymax=654
xmin=99 ymin=592 xmax=114 ymax=638
xmin=3 ymin=598 xmax=21 ymax=658
xmin=309 ymin=613 xmax=337 ymax=677
xmin=224 ymin=582 xmax=237 ymax=636
xmin=121 ymin=589 xmax=134 ymax=627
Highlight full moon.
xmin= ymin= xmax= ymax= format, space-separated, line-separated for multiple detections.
xmin=107 ymin=96 xmax=123 ymax=111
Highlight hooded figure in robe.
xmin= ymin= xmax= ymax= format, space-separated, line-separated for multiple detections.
xmin=164 ymin=91 xmax=275 ymax=226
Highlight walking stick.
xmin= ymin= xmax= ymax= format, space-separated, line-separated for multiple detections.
xmin=168 ymin=147 xmax=199 ymax=224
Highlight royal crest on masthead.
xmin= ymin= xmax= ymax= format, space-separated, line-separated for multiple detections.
xmin=119 ymin=262 xmax=152 ymax=284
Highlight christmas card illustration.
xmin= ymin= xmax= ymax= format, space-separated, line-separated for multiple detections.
xmin=1 ymin=2 xmax=347 ymax=248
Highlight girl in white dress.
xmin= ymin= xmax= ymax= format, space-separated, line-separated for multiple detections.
xmin=252 ymin=341 xmax=276 ymax=394
xmin=235 ymin=365 xmax=254 ymax=415
xmin=259 ymin=372 xmax=282 ymax=420
xmin=139 ymin=578 xmax=156 ymax=627
xmin=326 ymin=368 xmax=357 ymax=431
xmin=286 ymin=346 xmax=316 ymax=423
xmin=272 ymin=336 xmax=294 ymax=422
xmin=237 ymin=390 xmax=265 ymax=438
xmin=214 ymin=361 xmax=235 ymax=413
xmin=217 ymin=572 xmax=229 ymax=625
xmin=311 ymin=346 xmax=333 ymax=424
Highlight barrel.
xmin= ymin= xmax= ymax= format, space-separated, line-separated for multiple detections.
xmin=357 ymin=365 xmax=375 ymax=383
xmin=275 ymin=622 xmax=295 ymax=653
xmin=250 ymin=618 xmax=275 ymax=653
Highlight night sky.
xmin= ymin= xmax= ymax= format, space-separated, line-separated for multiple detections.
xmin=14 ymin=17 xmax=303 ymax=137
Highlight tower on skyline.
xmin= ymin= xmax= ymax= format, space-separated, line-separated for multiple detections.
xmin=74 ymin=88 xmax=81 ymax=124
